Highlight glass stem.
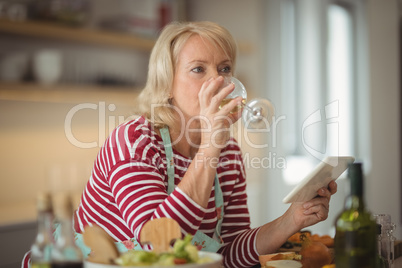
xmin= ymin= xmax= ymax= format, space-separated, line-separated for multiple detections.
xmin=243 ymin=104 xmax=253 ymax=112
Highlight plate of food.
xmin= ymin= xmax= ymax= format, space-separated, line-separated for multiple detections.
xmin=84 ymin=251 xmax=223 ymax=268
xmin=83 ymin=218 xmax=223 ymax=268
xmin=259 ymin=231 xmax=335 ymax=268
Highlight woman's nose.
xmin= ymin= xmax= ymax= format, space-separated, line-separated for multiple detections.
xmin=208 ymin=71 xmax=220 ymax=80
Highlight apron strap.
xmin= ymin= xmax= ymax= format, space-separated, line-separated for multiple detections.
xmin=160 ymin=127 xmax=175 ymax=194
xmin=159 ymin=127 xmax=224 ymax=250
xmin=160 ymin=126 xmax=224 ymax=210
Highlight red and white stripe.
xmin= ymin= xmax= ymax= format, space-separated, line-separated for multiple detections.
xmin=74 ymin=116 xmax=261 ymax=267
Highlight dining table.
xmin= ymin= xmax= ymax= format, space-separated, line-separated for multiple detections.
xmin=252 ymin=256 xmax=401 ymax=268
xmin=252 ymin=240 xmax=402 ymax=267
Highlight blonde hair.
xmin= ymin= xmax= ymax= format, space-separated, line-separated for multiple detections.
xmin=134 ymin=21 xmax=238 ymax=129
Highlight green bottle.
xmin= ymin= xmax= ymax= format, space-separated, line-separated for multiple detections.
xmin=30 ymin=193 xmax=54 ymax=268
xmin=334 ymin=163 xmax=378 ymax=268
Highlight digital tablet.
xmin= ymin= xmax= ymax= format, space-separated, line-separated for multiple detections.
xmin=282 ymin=156 xmax=355 ymax=203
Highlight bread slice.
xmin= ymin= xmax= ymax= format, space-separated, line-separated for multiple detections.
xmin=259 ymin=251 xmax=302 ymax=265
xmin=264 ymin=260 xmax=303 ymax=268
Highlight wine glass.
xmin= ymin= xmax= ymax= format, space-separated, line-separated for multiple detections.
xmin=220 ymin=77 xmax=275 ymax=129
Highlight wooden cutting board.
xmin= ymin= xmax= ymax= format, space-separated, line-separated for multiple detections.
xmin=140 ymin=217 xmax=182 ymax=254
xmin=83 ymin=225 xmax=120 ymax=264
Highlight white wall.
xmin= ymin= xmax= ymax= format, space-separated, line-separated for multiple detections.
xmin=366 ymin=0 xmax=401 ymax=239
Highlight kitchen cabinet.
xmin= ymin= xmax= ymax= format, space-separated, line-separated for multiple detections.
xmin=0 ymin=18 xmax=155 ymax=51
xmin=0 ymin=18 xmax=154 ymax=103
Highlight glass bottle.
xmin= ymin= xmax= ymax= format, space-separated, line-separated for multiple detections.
xmin=51 ymin=194 xmax=83 ymax=268
xmin=374 ymin=214 xmax=396 ymax=268
xmin=334 ymin=162 xmax=378 ymax=268
xmin=30 ymin=192 xmax=54 ymax=268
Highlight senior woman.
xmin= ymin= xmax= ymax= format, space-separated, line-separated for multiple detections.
xmin=72 ymin=21 xmax=336 ymax=267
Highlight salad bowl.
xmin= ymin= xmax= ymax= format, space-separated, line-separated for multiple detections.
xmin=84 ymin=251 xmax=223 ymax=268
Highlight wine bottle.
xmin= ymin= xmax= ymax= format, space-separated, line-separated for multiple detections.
xmin=51 ymin=194 xmax=83 ymax=268
xmin=334 ymin=162 xmax=378 ymax=268
xmin=30 ymin=192 xmax=54 ymax=268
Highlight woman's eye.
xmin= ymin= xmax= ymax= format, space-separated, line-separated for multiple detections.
xmin=220 ymin=66 xmax=231 ymax=74
xmin=191 ymin=67 xmax=204 ymax=73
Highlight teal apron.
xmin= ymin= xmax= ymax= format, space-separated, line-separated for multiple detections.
xmin=73 ymin=126 xmax=224 ymax=256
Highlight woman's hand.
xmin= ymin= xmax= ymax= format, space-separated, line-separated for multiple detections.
xmin=256 ymin=181 xmax=338 ymax=255
xmin=287 ymin=180 xmax=338 ymax=230
xmin=177 ymin=76 xmax=243 ymax=208
xmin=198 ymin=76 xmax=243 ymax=150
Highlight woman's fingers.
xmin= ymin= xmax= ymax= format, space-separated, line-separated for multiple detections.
xmin=303 ymin=204 xmax=329 ymax=221
xmin=318 ymin=180 xmax=338 ymax=203
xmin=199 ymin=76 xmax=234 ymax=111
xmin=317 ymin=181 xmax=337 ymax=197
xmin=303 ymin=196 xmax=330 ymax=211
xmin=318 ymin=187 xmax=331 ymax=200
xmin=302 ymin=197 xmax=330 ymax=222
xmin=328 ymin=180 xmax=338 ymax=195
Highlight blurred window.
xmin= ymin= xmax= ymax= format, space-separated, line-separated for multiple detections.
xmin=281 ymin=1 xmax=357 ymax=185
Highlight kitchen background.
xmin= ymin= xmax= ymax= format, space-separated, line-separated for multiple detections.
xmin=0 ymin=0 xmax=400 ymax=267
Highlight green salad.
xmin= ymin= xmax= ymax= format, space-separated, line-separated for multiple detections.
xmin=115 ymin=234 xmax=213 ymax=266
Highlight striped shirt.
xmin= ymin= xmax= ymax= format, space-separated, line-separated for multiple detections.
xmin=74 ymin=116 xmax=261 ymax=267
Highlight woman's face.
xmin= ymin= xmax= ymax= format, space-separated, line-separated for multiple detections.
xmin=171 ymin=35 xmax=232 ymax=122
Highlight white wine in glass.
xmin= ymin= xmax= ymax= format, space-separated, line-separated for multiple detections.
xmin=221 ymin=77 xmax=274 ymax=129
xmin=219 ymin=98 xmax=247 ymax=113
